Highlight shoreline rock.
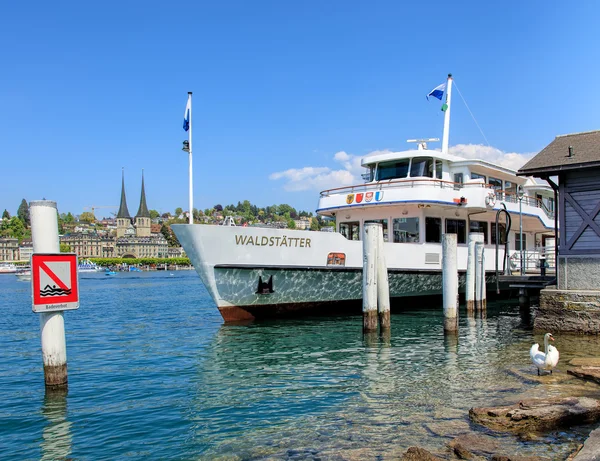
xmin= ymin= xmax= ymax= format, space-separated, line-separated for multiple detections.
xmin=469 ymin=397 xmax=600 ymax=434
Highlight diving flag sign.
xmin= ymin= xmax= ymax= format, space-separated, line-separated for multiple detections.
xmin=31 ymin=253 xmax=79 ymax=313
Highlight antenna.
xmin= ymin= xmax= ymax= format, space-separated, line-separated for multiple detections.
xmin=406 ymin=138 xmax=440 ymax=151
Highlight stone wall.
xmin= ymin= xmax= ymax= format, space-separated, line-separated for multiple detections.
xmin=536 ymin=287 xmax=600 ymax=334
xmin=559 ymin=256 xmax=600 ymax=290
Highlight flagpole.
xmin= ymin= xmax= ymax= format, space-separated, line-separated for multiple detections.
xmin=188 ymin=91 xmax=193 ymax=225
xmin=442 ymin=73 xmax=453 ymax=155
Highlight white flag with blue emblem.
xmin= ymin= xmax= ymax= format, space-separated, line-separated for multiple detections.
xmin=427 ymin=83 xmax=446 ymax=101
xmin=183 ymin=96 xmax=191 ymax=131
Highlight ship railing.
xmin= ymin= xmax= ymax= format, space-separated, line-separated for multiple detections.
xmin=509 ymin=247 xmax=556 ymax=274
xmin=495 ymin=191 xmax=555 ymax=219
xmin=319 ymin=178 xmax=490 ymax=197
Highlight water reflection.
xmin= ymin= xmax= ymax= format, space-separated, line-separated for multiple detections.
xmin=41 ymin=388 xmax=72 ymax=461
xmin=188 ymin=308 xmax=591 ymax=459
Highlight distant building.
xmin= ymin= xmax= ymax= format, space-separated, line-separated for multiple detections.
xmin=60 ymin=233 xmax=116 ymax=258
xmin=115 ymin=170 xmax=169 ymax=258
xmin=0 ymin=238 xmax=19 ymax=261
xmin=294 ymin=218 xmax=311 ymax=230
xmin=18 ymin=239 xmax=33 ymax=262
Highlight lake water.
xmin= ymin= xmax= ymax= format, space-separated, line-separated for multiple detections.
xmin=1 ymin=271 xmax=599 ymax=460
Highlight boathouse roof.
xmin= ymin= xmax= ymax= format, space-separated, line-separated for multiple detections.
xmin=518 ymin=130 xmax=600 ymax=177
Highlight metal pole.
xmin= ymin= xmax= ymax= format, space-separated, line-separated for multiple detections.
xmin=441 ymin=74 xmax=453 ymax=155
xmin=30 ymin=200 xmax=68 ymax=389
xmin=188 ymin=92 xmax=193 ymax=225
xmin=519 ymin=196 xmax=524 ymax=274
xmin=442 ymin=233 xmax=458 ymax=332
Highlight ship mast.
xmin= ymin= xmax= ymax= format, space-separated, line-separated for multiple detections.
xmin=441 ymin=73 xmax=453 ymax=155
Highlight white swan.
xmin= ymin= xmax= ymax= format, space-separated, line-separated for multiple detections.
xmin=530 ymin=332 xmax=559 ymax=375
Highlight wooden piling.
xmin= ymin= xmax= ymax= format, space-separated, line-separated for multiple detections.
xmin=376 ymin=225 xmax=391 ymax=331
xmin=442 ymin=233 xmax=458 ymax=332
xmin=475 ymin=241 xmax=486 ymax=312
xmin=363 ymin=223 xmax=379 ymax=332
xmin=30 ymin=200 xmax=68 ymax=389
xmin=466 ymin=233 xmax=484 ymax=314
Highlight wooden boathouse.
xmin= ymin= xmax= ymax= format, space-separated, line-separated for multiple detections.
xmin=518 ymin=130 xmax=600 ymax=334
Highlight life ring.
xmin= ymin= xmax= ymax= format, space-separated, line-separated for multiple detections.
xmin=485 ymin=192 xmax=497 ymax=208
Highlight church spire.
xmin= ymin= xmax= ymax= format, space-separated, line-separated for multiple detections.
xmin=135 ymin=170 xmax=151 ymax=218
xmin=117 ymin=168 xmax=131 ymax=218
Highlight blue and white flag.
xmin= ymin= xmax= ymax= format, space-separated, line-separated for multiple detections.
xmin=427 ymin=83 xmax=446 ymax=101
xmin=183 ymin=96 xmax=191 ymax=131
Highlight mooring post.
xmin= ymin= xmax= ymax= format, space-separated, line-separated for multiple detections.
xmin=466 ymin=233 xmax=484 ymax=314
xmin=518 ymin=288 xmax=530 ymax=308
xmin=442 ymin=233 xmax=458 ymax=332
xmin=363 ymin=223 xmax=379 ymax=332
xmin=475 ymin=241 xmax=486 ymax=312
xmin=30 ymin=200 xmax=68 ymax=389
xmin=376 ymin=225 xmax=391 ymax=331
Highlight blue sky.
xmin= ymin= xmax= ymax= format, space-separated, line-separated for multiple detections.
xmin=1 ymin=1 xmax=599 ymax=218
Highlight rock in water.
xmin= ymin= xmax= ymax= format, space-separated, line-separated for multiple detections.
xmin=469 ymin=397 xmax=600 ymax=434
xmin=400 ymin=447 xmax=444 ymax=460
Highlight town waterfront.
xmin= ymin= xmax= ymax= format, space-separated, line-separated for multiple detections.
xmin=1 ymin=271 xmax=599 ymax=460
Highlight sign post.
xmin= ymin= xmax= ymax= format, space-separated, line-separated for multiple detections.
xmin=32 ymin=254 xmax=79 ymax=313
xmin=30 ymin=200 xmax=77 ymax=389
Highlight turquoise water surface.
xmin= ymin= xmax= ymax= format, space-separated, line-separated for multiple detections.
xmin=1 ymin=271 xmax=598 ymax=460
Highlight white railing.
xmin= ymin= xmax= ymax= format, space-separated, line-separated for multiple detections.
xmin=320 ymin=178 xmax=489 ymax=197
xmin=509 ymin=247 xmax=556 ymax=274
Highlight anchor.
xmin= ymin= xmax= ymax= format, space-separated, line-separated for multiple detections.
xmin=255 ymin=275 xmax=274 ymax=295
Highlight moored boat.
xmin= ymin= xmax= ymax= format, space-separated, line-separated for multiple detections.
xmin=15 ymin=267 xmax=31 ymax=281
xmin=78 ymin=259 xmax=100 ymax=273
xmin=173 ymin=75 xmax=556 ymax=321
xmin=0 ymin=262 xmax=17 ymax=274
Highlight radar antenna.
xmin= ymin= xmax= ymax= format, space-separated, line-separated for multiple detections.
xmin=406 ymin=138 xmax=440 ymax=151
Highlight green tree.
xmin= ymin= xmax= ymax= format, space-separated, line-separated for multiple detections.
xmin=2 ymin=209 xmax=10 ymax=220
xmin=287 ymin=219 xmax=296 ymax=229
xmin=17 ymin=199 xmax=30 ymax=228
xmin=175 ymin=207 xmax=183 ymax=217
xmin=60 ymin=243 xmax=72 ymax=253
xmin=79 ymin=211 xmax=95 ymax=223
xmin=6 ymin=216 xmax=26 ymax=241
xmin=57 ymin=211 xmax=65 ymax=234
xmin=64 ymin=212 xmax=75 ymax=223
xmin=149 ymin=209 xmax=160 ymax=219
xmin=310 ymin=218 xmax=319 ymax=231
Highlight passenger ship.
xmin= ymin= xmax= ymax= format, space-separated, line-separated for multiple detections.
xmin=173 ymin=75 xmax=555 ymax=321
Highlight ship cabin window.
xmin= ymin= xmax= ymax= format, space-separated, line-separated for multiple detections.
xmin=445 ymin=219 xmax=467 ymax=244
xmin=488 ymin=177 xmax=502 ymax=191
xmin=410 ymin=157 xmax=433 ymax=178
xmin=470 ymin=221 xmax=489 ymax=244
xmin=471 ymin=172 xmax=486 ymax=182
xmin=454 ymin=173 xmax=464 ymax=190
xmin=504 ymin=181 xmax=517 ymax=201
xmin=364 ymin=219 xmax=389 ymax=241
xmin=491 ymin=223 xmax=507 ymax=245
xmin=515 ymin=233 xmax=527 ymax=251
xmin=376 ymin=159 xmax=410 ymax=181
xmin=436 ymin=160 xmax=442 ymax=179
xmin=393 ymin=217 xmax=420 ymax=243
xmin=339 ymin=222 xmax=360 ymax=241
xmin=362 ymin=166 xmax=375 ymax=182
xmin=425 ymin=217 xmax=442 ymax=243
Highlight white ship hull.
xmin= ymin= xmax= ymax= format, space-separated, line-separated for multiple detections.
xmin=172 ymin=224 xmax=508 ymax=321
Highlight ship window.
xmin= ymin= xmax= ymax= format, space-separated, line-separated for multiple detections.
xmin=445 ymin=219 xmax=466 ymax=244
xmin=376 ymin=159 xmax=410 ymax=181
xmin=469 ymin=221 xmax=489 ymax=244
xmin=410 ymin=157 xmax=434 ymax=178
xmin=515 ymin=233 xmax=527 ymax=251
xmin=435 ymin=160 xmax=442 ymax=179
xmin=425 ymin=217 xmax=442 ymax=243
xmin=504 ymin=181 xmax=517 ymax=196
xmin=364 ymin=219 xmax=389 ymax=242
xmin=488 ymin=177 xmax=502 ymax=191
xmin=491 ymin=223 xmax=507 ymax=245
xmin=471 ymin=172 xmax=486 ymax=182
xmin=393 ymin=217 xmax=419 ymax=243
xmin=339 ymin=221 xmax=360 ymax=241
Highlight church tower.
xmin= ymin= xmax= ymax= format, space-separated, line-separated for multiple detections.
xmin=135 ymin=171 xmax=152 ymax=237
xmin=116 ymin=169 xmax=132 ymax=238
